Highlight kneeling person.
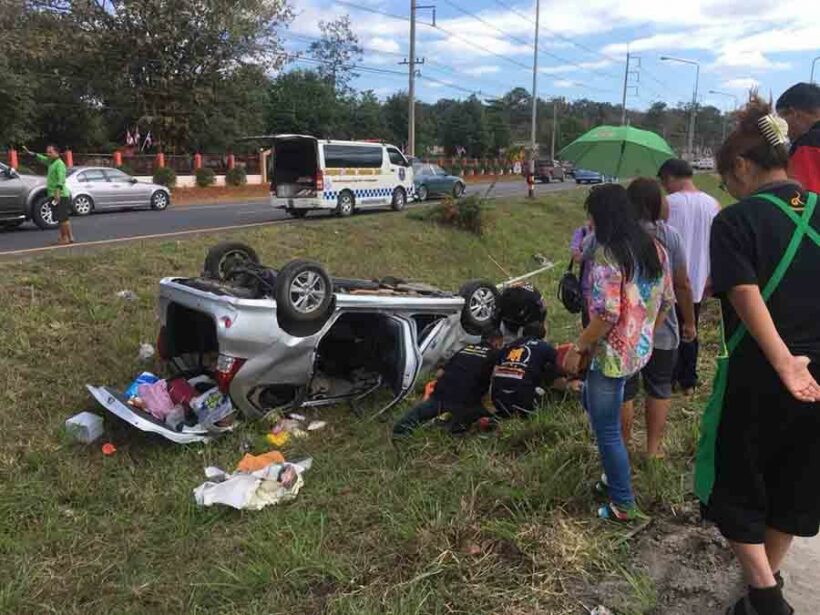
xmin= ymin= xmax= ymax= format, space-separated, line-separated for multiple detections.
xmin=393 ymin=329 xmax=504 ymax=437
xmin=492 ymin=323 xmax=561 ymax=417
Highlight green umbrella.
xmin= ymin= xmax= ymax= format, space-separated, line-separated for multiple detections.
xmin=557 ymin=125 xmax=676 ymax=178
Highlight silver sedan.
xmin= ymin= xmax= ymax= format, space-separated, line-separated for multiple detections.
xmin=64 ymin=166 xmax=171 ymax=217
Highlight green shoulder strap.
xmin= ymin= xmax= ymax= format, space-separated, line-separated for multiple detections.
xmin=726 ymin=191 xmax=819 ymax=354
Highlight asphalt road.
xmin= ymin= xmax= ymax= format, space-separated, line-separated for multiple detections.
xmin=0 ymin=179 xmax=579 ymax=256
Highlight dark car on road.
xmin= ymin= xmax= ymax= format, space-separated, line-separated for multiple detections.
xmin=412 ymin=162 xmax=466 ymax=201
xmin=0 ymin=161 xmax=52 ymax=230
xmin=573 ymin=168 xmax=604 ymax=184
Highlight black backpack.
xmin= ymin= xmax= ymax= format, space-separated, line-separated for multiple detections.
xmin=557 ymin=260 xmax=584 ymax=314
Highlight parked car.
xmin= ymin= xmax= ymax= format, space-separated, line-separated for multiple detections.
xmin=560 ymin=160 xmax=575 ymax=177
xmin=573 ymin=168 xmax=604 ymax=184
xmin=693 ymin=158 xmax=715 ymax=171
xmin=534 ymin=159 xmax=565 ymax=183
xmin=87 ymin=242 xmax=548 ymax=443
xmin=267 ymin=135 xmax=413 ymax=218
xmin=62 ymin=167 xmax=171 ymax=222
xmin=413 ymin=162 xmax=465 ymax=200
xmin=0 ymin=161 xmax=52 ymax=230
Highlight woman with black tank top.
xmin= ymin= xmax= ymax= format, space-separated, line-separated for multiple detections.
xmin=695 ymin=97 xmax=820 ymax=615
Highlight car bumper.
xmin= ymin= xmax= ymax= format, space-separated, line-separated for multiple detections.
xmin=270 ymin=196 xmax=329 ymax=210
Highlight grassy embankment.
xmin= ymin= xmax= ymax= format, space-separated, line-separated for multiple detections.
xmin=0 ymin=176 xmax=727 ymax=614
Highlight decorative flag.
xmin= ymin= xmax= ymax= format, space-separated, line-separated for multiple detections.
xmin=126 ymin=129 xmax=134 ymax=146
xmin=134 ymin=127 xmax=141 ymax=146
xmin=142 ymin=131 xmax=153 ymax=151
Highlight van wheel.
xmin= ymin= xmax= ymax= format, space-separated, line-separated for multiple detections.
xmin=275 ymin=260 xmax=333 ymax=334
xmin=336 ymin=191 xmax=354 ymax=217
xmin=287 ymin=208 xmax=307 ymax=218
xmin=204 ymin=242 xmax=260 ymax=280
xmin=459 ymin=280 xmax=500 ymax=335
xmin=391 ymin=187 xmax=407 ymax=211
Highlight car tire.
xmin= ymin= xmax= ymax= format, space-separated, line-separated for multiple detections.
xmin=416 ymin=185 xmax=428 ymax=202
xmin=391 ymin=187 xmax=407 ymax=211
xmin=287 ymin=208 xmax=308 ymax=218
xmin=459 ymin=280 xmax=500 ymax=335
xmin=150 ymin=190 xmax=170 ymax=210
xmin=32 ymin=195 xmax=58 ymax=230
xmin=203 ymin=241 xmax=260 ymax=280
xmin=336 ymin=190 xmax=354 ymax=217
xmin=274 ymin=259 xmax=333 ymax=332
xmin=72 ymin=195 xmax=94 ymax=216
xmin=452 ymin=182 xmax=465 ymax=198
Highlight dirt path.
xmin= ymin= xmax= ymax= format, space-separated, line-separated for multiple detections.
xmin=782 ymin=536 xmax=819 ymax=612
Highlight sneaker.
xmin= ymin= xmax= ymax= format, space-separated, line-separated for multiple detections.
xmin=597 ymin=502 xmax=648 ymax=523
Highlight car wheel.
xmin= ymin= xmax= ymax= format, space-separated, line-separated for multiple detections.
xmin=459 ymin=280 xmax=500 ymax=335
xmin=151 ymin=190 xmax=170 ymax=210
xmin=336 ymin=190 xmax=354 ymax=217
xmin=416 ymin=185 xmax=428 ymax=202
xmin=391 ymin=187 xmax=407 ymax=211
xmin=72 ymin=195 xmax=94 ymax=216
xmin=452 ymin=182 xmax=465 ymax=198
xmin=287 ymin=208 xmax=308 ymax=218
xmin=32 ymin=195 xmax=58 ymax=230
xmin=203 ymin=241 xmax=260 ymax=280
xmin=274 ymin=259 xmax=333 ymax=332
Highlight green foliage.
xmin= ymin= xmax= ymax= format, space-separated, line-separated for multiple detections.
xmin=195 ymin=167 xmax=216 ymax=188
xmin=152 ymin=166 xmax=177 ymax=188
xmin=408 ymin=193 xmax=487 ymax=235
xmin=307 ymin=15 xmax=363 ymax=93
xmin=226 ymin=166 xmax=247 ymax=186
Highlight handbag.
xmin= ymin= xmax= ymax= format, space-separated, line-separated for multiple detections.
xmin=557 ymin=259 xmax=584 ymax=314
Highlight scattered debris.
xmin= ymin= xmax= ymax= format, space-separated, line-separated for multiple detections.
xmin=590 ymin=607 xmax=613 ymax=615
xmin=65 ymin=412 xmax=103 ymax=443
xmin=266 ymin=432 xmax=290 ymax=447
xmin=307 ymin=420 xmax=326 ymax=431
xmin=101 ymin=442 xmax=117 ymax=456
xmin=138 ymin=343 xmax=155 ymax=361
xmin=116 ymin=290 xmax=138 ymax=301
xmin=236 ymin=450 xmax=285 ymax=473
xmin=193 ymin=458 xmax=312 ymax=510
xmin=287 ymin=412 xmax=306 ymax=421
xmin=124 ymin=372 xmax=159 ymax=399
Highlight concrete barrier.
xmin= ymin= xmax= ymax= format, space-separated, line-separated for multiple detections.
xmin=134 ymin=174 xmax=263 ymax=188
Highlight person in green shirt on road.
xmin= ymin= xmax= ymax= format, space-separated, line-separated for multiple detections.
xmin=23 ymin=144 xmax=75 ymax=244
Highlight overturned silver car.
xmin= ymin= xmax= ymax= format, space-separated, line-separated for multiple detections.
xmin=89 ymin=242 xmax=550 ymax=443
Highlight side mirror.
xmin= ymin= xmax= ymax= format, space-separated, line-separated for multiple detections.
xmin=129 ymin=177 xmax=138 ymax=184
xmin=6 ymin=168 xmax=19 ymax=179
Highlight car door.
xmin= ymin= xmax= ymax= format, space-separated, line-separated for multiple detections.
xmin=103 ymin=169 xmax=143 ymax=207
xmin=430 ymin=164 xmax=450 ymax=194
xmin=75 ymin=169 xmax=113 ymax=207
xmin=373 ymin=316 xmax=422 ymax=417
xmin=0 ymin=164 xmax=27 ymax=218
xmin=386 ymin=146 xmax=410 ymax=200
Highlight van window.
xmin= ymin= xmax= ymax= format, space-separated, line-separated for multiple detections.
xmin=324 ymin=145 xmax=383 ymax=169
xmin=387 ymin=147 xmax=407 ymax=167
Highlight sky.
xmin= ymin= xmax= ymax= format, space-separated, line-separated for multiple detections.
xmin=283 ymin=0 xmax=820 ymax=111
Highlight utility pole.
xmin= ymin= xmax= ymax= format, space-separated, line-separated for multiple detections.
xmin=404 ymin=1 xmax=435 ymax=157
xmin=528 ymin=0 xmax=540 ymax=199
xmin=812 ymin=56 xmax=820 ymax=83
xmin=661 ymin=56 xmax=700 ymax=159
xmin=620 ymin=46 xmax=640 ymax=125
xmin=621 ymin=47 xmax=630 ymax=125
xmin=550 ymin=99 xmax=558 ymax=161
xmin=709 ymin=90 xmax=738 ymax=142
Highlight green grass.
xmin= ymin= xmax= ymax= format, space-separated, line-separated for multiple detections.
xmin=0 ymin=178 xmax=723 ymax=614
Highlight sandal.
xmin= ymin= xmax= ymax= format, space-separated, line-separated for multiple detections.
xmin=597 ymin=502 xmax=648 ymax=523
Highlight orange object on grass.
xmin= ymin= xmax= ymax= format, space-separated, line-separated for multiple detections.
xmin=236 ymin=450 xmax=285 ymax=472
xmin=101 ymin=442 xmax=117 ymax=456
xmin=423 ymin=379 xmax=437 ymax=400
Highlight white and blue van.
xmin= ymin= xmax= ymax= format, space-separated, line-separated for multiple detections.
xmin=270 ymin=135 xmax=414 ymax=218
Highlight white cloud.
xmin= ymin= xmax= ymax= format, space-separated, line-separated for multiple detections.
xmin=367 ymin=37 xmax=401 ymax=54
xmin=723 ymin=77 xmax=760 ymax=91
xmin=711 ymin=50 xmax=790 ymax=71
xmin=539 ymin=59 xmax=613 ymax=75
xmin=463 ymin=65 xmax=501 ymax=76
xmin=553 ymin=79 xmax=577 ymax=88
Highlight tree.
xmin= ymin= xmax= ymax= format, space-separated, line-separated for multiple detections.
xmin=308 ymin=15 xmax=363 ymax=94
xmin=267 ymin=70 xmax=342 ymax=137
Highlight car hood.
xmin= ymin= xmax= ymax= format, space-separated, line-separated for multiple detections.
xmin=17 ymin=173 xmax=47 ymax=188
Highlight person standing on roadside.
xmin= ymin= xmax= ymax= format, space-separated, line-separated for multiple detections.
xmin=775 ymin=82 xmax=820 ymax=192
xmin=620 ymin=178 xmax=697 ymax=458
xmin=24 ymin=144 xmax=74 ymax=244
xmin=564 ymin=184 xmax=674 ymax=523
xmin=657 ymin=158 xmax=720 ymax=396
xmin=696 ymin=97 xmax=820 ymax=615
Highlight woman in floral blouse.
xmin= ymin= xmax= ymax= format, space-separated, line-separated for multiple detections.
xmin=565 ymin=184 xmax=674 ymax=521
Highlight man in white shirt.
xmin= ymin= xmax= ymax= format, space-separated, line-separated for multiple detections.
xmin=658 ymin=158 xmax=720 ymax=396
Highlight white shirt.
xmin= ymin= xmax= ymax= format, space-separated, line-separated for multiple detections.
xmin=667 ymin=190 xmax=721 ymax=303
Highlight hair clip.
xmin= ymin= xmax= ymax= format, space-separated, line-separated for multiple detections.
xmin=757 ymin=114 xmax=790 ymax=149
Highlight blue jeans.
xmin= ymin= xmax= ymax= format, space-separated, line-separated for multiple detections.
xmin=583 ymin=368 xmax=634 ymax=507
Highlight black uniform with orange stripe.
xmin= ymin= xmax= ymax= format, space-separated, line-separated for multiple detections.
xmin=491 ymin=336 xmax=559 ymax=415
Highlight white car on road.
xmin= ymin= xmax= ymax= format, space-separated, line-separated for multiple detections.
xmin=62 ymin=166 xmax=171 ymax=220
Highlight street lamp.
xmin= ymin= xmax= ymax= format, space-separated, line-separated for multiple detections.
xmin=662 ymin=56 xmax=700 ymax=158
xmin=812 ymin=56 xmax=820 ymax=83
xmin=709 ymin=90 xmax=739 ymax=141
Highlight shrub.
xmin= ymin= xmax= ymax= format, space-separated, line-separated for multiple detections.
xmin=16 ymin=164 xmax=35 ymax=175
xmin=195 ymin=167 xmax=216 ymax=188
xmin=116 ymin=163 xmax=136 ymax=176
xmin=408 ymin=193 xmax=487 ymax=235
xmin=153 ymin=166 xmax=177 ymax=188
xmin=225 ymin=167 xmax=247 ymax=187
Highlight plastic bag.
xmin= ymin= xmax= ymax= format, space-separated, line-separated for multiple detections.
xmin=190 ymin=387 xmax=234 ymax=427
xmin=137 ymin=380 xmax=176 ymax=420
xmin=125 ymin=372 xmax=159 ymax=400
